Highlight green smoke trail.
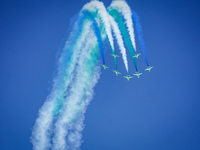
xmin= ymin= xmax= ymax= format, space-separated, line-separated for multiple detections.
xmin=108 ymin=8 xmax=138 ymax=72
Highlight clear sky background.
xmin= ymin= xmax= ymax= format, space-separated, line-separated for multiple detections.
xmin=0 ymin=0 xmax=200 ymax=149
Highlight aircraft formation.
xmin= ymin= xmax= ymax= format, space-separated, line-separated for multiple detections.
xmin=102 ymin=53 xmax=153 ymax=81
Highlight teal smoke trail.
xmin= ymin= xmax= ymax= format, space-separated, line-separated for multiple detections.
xmin=132 ymin=10 xmax=149 ymax=66
xmin=110 ymin=0 xmax=137 ymax=52
xmin=82 ymin=10 xmax=105 ymax=65
xmin=53 ymin=36 xmax=101 ymax=149
xmin=52 ymin=16 xmax=92 ymax=116
xmin=108 ymin=8 xmax=138 ymax=72
xmin=82 ymin=1 xmax=118 ymax=70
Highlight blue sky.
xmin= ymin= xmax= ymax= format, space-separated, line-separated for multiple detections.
xmin=0 ymin=0 xmax=200 ymax=149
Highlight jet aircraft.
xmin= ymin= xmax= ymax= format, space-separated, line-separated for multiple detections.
xmin=111 ymin=54 xmax=119 ymax=58
xmin=133 ymin=53 xmax=141 ymax=59
xmin=145 ymin=66 xmax=153 ymax=72
xmin=113 ymin=70 xmax=121 ymax=76
xmin=124 ymin=75 xmax=133 ymax=81
xmin=133 ymin=72 xmax=143 ymax=78
xmin=102 ymin=64 xmax=109 ymax=70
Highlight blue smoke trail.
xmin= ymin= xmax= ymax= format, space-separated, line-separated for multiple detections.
xmin=132 ymin=10 xmax=149 ymax=66
xmin=82 ymin=10 xmax=105 ymax=65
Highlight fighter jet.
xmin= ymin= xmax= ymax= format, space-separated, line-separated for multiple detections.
xmin=133 ymin=72 xmax=143 ymax=78
xmin=102 ymin=64 xmax=109 ymax=70
xmin=124 ymin=75 xmax=133 ymax=81
xmin=145 ymin=66 xmax=153 ymax=72
xmin=111 ymin=54 xmax=119 ymax=58
xmin=113 ymin=70 xmax=121 ymax=76
xmin=133 ymin=53 xmax=141 ymax=59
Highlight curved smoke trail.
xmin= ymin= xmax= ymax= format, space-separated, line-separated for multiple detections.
xmin=31 ymin=1 xmax=150 ymax=150
xmin=82 ymin=10 xmax=105 ymax=65
xmin=83 ymin=1 xmax=118 ymax=70
xmin=110 ymin=0 xmax=137 ymax=52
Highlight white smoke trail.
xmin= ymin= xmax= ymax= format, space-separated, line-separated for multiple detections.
xmin=31 ymin=19 xmax=93 ymax=150
xmin=111 ymin=0 xmax=137 ymax=51
xmin=108 ymin=15 xmax=128 ymax=72
xmin=66 ymin=66 xmax=100 ymax=150
xmin=53 ymin=30 xmax=101 ymax=150
xmin=83 ymin=1 xmax=115 ymax=52
xmin=31 ymin=101 xmax=54 ymax=150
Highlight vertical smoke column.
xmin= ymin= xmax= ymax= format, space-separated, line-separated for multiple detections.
xmin=31 ymin=13 xmax=94 ymax=150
